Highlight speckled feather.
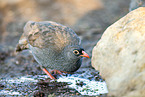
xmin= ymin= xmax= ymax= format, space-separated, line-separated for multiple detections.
xmin=16 ymin=21 xmax=80 ymax=52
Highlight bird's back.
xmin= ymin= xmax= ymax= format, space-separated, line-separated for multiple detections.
xmin=16 ymin=21 xmax=80 ymax=52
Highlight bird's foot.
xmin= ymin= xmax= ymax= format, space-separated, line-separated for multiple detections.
xmin=51 ymin=70 xmax=63 ymax=75
xmin=42 ymin=68 xmax=70 ymax=79
xmin=60 ymin=71 xmax=72 ymax=74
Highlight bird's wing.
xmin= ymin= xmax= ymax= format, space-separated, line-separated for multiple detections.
xmin=25 ymin=21 xmax=80 ymax=52
xmin=16 ymin=21 xmax=36 ymax=52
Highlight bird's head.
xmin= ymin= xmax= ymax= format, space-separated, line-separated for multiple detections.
xmin=63 ymin=45 xmax=89 ymax=60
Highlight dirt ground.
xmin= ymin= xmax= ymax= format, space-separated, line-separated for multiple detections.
xmin=0 ymin=0 xmax=130 ymax=96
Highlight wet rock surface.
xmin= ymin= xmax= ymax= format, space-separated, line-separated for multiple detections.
xmin=0 ymin=0 xmax=131 ymax=96
xmin=0 ymin=70 xmax=107 ymax=96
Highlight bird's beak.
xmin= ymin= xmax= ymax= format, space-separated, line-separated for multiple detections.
xmin=80 ymin=51 xmax=90 ymax=58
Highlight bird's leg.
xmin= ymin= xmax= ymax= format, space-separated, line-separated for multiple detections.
xmin=42 ymin=68 xmax=56 ymax=79
xmin=40 ymin=66 xmax=55 ymax=79
xmin=51 ymin=70 xmax=63 ymax=75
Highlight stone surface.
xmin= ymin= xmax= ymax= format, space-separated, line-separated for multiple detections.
xmin=92 ymin=7 xmax=145 ymax=97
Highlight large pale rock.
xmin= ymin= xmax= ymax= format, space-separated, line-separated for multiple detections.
xmin=92 ymin=7 xmax=145 ymax=97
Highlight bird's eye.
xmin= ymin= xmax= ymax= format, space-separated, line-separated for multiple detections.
xmin=73 ymin=50 xmax=79 ymax=55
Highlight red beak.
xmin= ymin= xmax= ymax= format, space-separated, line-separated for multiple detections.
xmin=80 ymin=51 xmax=90 ymax=58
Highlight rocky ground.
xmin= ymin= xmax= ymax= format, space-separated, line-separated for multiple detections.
xmin=0 ymin=0 xmax=132 ymax=96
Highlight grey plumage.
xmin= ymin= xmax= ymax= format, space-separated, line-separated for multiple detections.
xmin=16 ymin=21 xmax=84 ymax=72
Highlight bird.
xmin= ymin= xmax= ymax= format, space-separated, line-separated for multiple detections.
xmin=16 ymin=21 xmax=89 ymax=79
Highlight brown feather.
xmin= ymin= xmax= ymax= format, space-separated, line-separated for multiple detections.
xmin=16 ymin=21 xmax=80 ymax=52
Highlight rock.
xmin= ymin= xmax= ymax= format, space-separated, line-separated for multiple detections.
xmin=92 ymin=7 xmax=145 ymax=97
